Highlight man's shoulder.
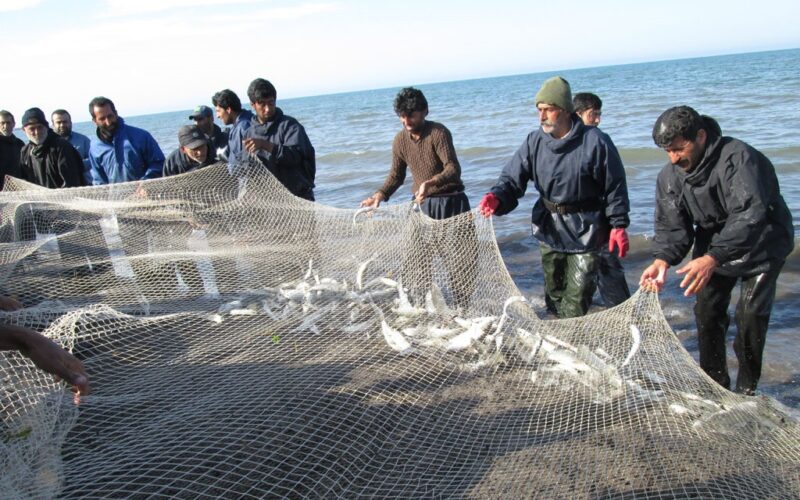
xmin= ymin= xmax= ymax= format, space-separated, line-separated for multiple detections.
xmin=71 ymin=130 xmax=91 ymax=141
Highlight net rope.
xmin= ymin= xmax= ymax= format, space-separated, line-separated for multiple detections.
xmin=1 ymin=164 xmax=799 ymax=498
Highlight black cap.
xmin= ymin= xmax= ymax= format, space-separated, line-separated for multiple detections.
xmin=178 ymin=125 xmax=208 ymax=149
xmin=188 ymin=105 xmax=213 ymax=120
xmin=21 ymin=107 xmax=47 ymax=127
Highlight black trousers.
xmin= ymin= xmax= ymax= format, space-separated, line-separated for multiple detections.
xmin=596 ymin=246 xmax=630 ymax=307
xmin=694 ymin=263 xmax=783 ymax=394
xmin=401 ymin=193 xmax=477 ymax=309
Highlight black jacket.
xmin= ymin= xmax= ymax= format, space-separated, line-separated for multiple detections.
xmin=245 ymin=108 xmax=316 ymax=201
xmin=19 ymin=130 xmax=84 ymax=188
xmin=490 ymin=116 xmax=630 ymax=252
xmin=652 ymin=134 xmax=793 ymax=276
xmin=0 ymin=134 xmax=24 ymax=189
xmin=208 ymin=124 xmax=228 ymax=160
xmin=163 ymin=145 xmax=217 ymax=177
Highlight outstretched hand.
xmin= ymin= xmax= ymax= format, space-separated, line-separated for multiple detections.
xmin=676 ymin=255 xmax=717 ymax=296
xmin=1 ymin=324 xmax=90 ymax=405
xmin=360 ymin=192 xmax=384 ymax=209
xmin=639 ymin=259 xmax=669 ymax=292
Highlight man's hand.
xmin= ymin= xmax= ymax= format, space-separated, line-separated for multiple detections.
xmin=676 ymin=255 xmax=717 ymax=296
xmin=360 ymin=192 xmax=384 ymax=209
xmin=3 ymin=325 xmax=91 ymax=405
xmin=242 ymin=137 xmax=274 ymax=154
xmin=639 ymin=259 xmax=669 ymax=292
xmin=478 ymin=193 xmax=500 ymax=217
xmin=608 ymin=228 xmax=630 ymax=258
xmin=0 ymin=295 xmax=23 ymax=311
xmin=414 ymin=181 xmax=432 ymax=204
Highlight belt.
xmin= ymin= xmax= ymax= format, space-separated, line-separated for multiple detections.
xmin=542 ymin=197 xmax=602 ymax=215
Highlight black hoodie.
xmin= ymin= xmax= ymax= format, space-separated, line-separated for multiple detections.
xmin=19 ymin=129 xmax=84 ymax=188
xmin=0 ymin=133 xmax=24 ymax=189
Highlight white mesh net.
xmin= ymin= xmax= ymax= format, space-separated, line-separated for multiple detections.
xmin=2 ymin=164 xmax=799 ymax=498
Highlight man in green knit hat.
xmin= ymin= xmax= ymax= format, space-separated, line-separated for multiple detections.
xmin=478 ymin=76 xmax=630 ymax=318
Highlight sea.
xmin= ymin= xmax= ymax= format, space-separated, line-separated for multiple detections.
xmin=62 ymin=48 xmax=800 ymax=407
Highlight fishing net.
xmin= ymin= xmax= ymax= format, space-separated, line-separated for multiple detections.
xmin=1 ymin=164 xmax=799 ymax=498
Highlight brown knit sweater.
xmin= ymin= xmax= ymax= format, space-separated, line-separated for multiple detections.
xmin=377 ymin=121 xmax=464 ymax=201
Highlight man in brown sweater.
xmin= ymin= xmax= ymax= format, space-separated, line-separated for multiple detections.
xmin=360 ymin=87 xmax=467 ymax=215
xmin=360 ymin=87 xmax=476 ymax=308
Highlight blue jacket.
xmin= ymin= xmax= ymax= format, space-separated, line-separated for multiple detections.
xmin=89 ymin=118 xmax=165 ymax=184
xmin=226 ymin=109 xmax=254 ymax=174
xmin=490 ymin=116 xmax=629 ymax=253
xmin=66 ymin=131 xmax=92 ymax=184
xmin=244 ymin=108 xmax=316 ymax=200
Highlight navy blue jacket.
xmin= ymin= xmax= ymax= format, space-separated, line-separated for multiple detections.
xmin=226 ymin=110 xmax=254 ymax=174
xmin=490 ymin=116 xmax=629 ymax=253
xmin=244 ymin=108 xmax=316 ymax=201
xmin=652 ymin=134 xmax=793 ymax=277
xmin=89 ymin=118 xmax=165 ymax=184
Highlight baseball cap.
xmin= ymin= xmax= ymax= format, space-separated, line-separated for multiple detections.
xmin=178 ymin=125 xmax=208 ymax=149
xmin=188 ymin=105 xmax=213 ymax=120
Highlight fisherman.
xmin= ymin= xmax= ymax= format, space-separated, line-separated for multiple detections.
xmin=87 ymin=96 xmax=165 ymax=184
xmin=242 ymin=78 xmax=316 ymax=201
xmin=18 ymin=107 xmax=84 ymax=188
xmin=164 ymin=125 xmax=217 ymax=177
xmin=360 ymin=87 xmax=476 ymax=308
xmin=51 ymin=109 xmax=92 ymax=184
xmin=188 ymin=105 xmax=227 ymax=161
xmin=640 ymin=106 xmax=793 ymax=395
xmin=0 ymin=110 xmax=24 ymax=189
xmin=573 ymin=92 xmax=631 ymax=308
xmin=478 ymin=77 xmax=630 ymax=318
xmin=211 ymin=89 xmax=253 ymax=174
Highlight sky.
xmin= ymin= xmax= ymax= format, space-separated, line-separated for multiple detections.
xmin=1 ymin=0 xmax=798 ymax=121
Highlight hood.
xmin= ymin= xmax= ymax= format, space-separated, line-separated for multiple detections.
xmin=541 ymin=115 xmax=584 ymax=154
xmin=679 ymin=134 xmax=724 ymax=187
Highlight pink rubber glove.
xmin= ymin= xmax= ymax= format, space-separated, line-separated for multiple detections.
xmin=608 ymin=228 xmax=629 ymax=258
xmin=478 ymin=193 xmax=501 ymax=217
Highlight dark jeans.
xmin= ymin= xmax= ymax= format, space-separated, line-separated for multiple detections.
xmin=401 ymin=193 xmax=477 ymax=309
xmin=540 ymin=244 xmax=600 ymax=318
xmin=694 ymin=263 xmax=783 ymax=394
xmin=597 ymin=246 xmax=630 ymax=307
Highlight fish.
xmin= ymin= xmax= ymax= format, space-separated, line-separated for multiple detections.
xmin=356 ymin=256 xmax=376 ymax=290
xmin=352 ymin=206 xmax=375 ymax=225
xmin=424 ymin=283 xmax=449 ymax=316
xmin=381 ymin=320 xmax=413 ymax=354
xmin=446 ymin=316 xmax=495 ymax=351
xmin=393 ymin=281 xmax=425 ymax=317
xmin=621 ymin=324 xmax=641 ymax=367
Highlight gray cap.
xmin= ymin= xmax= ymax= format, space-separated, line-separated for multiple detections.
xmin=178 ymin=125 xmax=207 ymax=149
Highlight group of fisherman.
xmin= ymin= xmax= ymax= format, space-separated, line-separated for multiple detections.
xmin=0 ymin=75 xmax=793 ymax=398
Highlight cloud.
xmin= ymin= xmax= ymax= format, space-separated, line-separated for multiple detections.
xmin=0 ymin=0 xmax=42 ymax=12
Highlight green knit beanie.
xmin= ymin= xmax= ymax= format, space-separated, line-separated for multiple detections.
xmin=535 ymin=76 xmax=574 ymax=113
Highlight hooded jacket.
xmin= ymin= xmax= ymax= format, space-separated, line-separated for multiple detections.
xmin=490 ymin=116 xmax=630 ymax=253
xmin=19 ymin=129 xmax=84 ymax=188
xmin=226 ymin=109 xmax=254 ymax=174
xmin=652 ymin=133 xmax=793 ymax=276
xmin=0 ymin=134 xmax=24 ymax=189
xmin=89 ymin=117 xmax=165 ymax=184
xmin=244 ymin=107 xmax=316 ymax=201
